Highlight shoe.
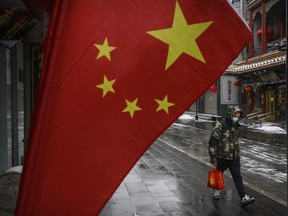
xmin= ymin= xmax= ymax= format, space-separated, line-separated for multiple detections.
xmin=212 ymin=190 xmax=220 ymax=200
xmin=241 ymin=194 xmax=255 ymax=207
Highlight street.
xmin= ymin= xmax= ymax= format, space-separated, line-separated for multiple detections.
xmin=162 ymin=114 xmax=287 ymax=204
xmin=1 ymin=112 xmax=287 ymax=216
xmin=100 ymin=113 xmax=287 ymax=216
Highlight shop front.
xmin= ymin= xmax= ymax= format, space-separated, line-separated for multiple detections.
xmin=226 ymin=50 xmax=286 ymax=122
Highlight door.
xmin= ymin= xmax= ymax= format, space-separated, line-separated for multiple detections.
xmin=265 ymin=90 xmax=275 ymax=121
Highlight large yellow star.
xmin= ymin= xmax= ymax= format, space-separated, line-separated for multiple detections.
xmin=155 ymin=95 xmax=175 ymax=114
xmin=94 ymin=37 xmax=116 ymax=61
xmin=122 ymin=98 xmax=142 ymax=118
xmin=147 ymin=1 xmax=213 ymax=70
xmin=96 ymin=75 xmax=116 ymax=97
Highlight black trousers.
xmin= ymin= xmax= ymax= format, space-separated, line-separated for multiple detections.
xmin=217 ymin=157 xmax=246 ymax=198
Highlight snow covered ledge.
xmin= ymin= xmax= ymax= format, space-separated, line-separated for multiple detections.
xmin=0 ymin=166 xmax=23 ymax=214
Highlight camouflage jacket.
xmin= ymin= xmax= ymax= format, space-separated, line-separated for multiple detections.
xmin=208 ymin=118 xmax=241 ymax=160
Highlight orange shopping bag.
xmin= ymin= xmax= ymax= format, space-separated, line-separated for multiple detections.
xmin=207 ymin=165 xmax=224 ymax=190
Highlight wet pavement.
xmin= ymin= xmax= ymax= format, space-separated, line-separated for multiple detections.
xmin=100 ymin=114 xmax=287 ymax=216
xmin=100 ymin=139 xmax=287 ymax=216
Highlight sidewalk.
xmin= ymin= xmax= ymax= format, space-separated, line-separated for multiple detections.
xmin=100 ymin=139 xmax=287 ymax=216
xmin=180 ymin=111 xmax=287 ymax=147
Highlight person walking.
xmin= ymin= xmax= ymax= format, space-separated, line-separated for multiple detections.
xmin=208 ymin=105 xmax=255 ymax=207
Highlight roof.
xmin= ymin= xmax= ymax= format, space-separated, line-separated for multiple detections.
xmin=225 ymin=50 xmax=286 ymax=75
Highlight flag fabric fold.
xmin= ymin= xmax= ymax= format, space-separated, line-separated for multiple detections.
xmin=16 ymin=0 xmax=251 ymax=215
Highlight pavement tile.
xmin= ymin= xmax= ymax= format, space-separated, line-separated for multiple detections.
xmin=130 ymin=192 xmax=156 ymax=206
xmin=158 ymin=200 xmax=182 ymax=212
xmin=124 ymin=172 xmax=142 ymax=183
xmin=125 ymin=182 xmax=149 ymax=193
xmin=110 ymin=186 xmax=131 ymax=201
xmin=135 ymin=204 xmax=164 ymax=216
xmin=109 ymin=199 xmax=137 ymax=216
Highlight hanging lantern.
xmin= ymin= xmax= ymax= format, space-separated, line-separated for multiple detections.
xmin=267 ymin=27 xmax=274 ymax=39
xmin=234 ymin=80 xmax=242 ymax=87
xmin=257 ymin=29 xmax=262 ymax=37
xmin=244 ymin=86 xmax=253 ymax=93
xmin=256 ymin=27 xmax=274 ymax=38
xmin=209 ymin=84 xmax=217 ymax=93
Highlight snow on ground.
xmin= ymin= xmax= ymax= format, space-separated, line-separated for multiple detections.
xmin=243 ymin=122 xmax=287 ymax=134
xmin=178 ymin=113 xmax=287 ymax=134
xmin=178 ymin=114 xmax=194 ymax=121
xmin=4 ymin=166 xmax=23 ymax=174
xmin=178 ymin=113 xmax=213 ymax=122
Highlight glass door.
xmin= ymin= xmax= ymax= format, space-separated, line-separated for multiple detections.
xmin=265 ymin=90 xmax=275 ymax=121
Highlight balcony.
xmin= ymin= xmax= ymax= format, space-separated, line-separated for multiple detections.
xmin=250 ymin=37 xmax=286 ymax=57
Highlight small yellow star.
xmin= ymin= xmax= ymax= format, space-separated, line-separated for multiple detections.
xmin=96 ymin=75 xmax=116 ymax=97
xmin=147 ymin=1 xmax=213 ymax=70
xmin=94 ymin=37 xmax=116 ymax=61
xmin=155 ymin=95 xmax=175 ymax=114
xmin=122 ymin=98 xmax=142 ymax=118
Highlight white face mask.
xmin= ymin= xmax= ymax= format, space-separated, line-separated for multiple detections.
xmin=232 ymin=117 xmax=239 ymax=123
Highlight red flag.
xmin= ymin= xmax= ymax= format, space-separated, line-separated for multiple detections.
xmin=16 ymin=0 xmax=251 ymax=215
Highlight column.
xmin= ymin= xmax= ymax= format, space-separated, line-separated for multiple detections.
xmin=23 ymin=41 xmax=32 ymax=159
xmin=11 ymin=44 xmax=19 ymax=166
xmin=0 ymin=44 xmax=8 ymax=173
xmin=262 ymin=1 xmax=266 ymax=54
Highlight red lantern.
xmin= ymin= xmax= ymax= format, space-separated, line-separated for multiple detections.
xmin=210 ymin=84 xmax=217 ymax=93
xmin=257 ymin=29 xmax=262 ymax=37
xmin=256 ymin=27 xmax=274 ymax=38
xmin=244 ymin=86 xmax=253 ymax=93
xmin=234 ymin=80 xmax=242 ymax=87
xmin=267 ymin=27 xmax=274 ymax=39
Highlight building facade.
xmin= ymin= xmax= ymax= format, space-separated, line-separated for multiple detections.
xmin=225 ymin=0 xmax=286 ymax=121
xmin=190 ymin=0 xmax=286 ymax=122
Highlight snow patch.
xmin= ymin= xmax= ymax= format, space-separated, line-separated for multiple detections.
xmin=4 ymin=166 xmax=23 ymax=174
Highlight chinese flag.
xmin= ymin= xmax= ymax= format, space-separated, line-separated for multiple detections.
xmin=16 ymin=0 xmax=251 ymax=215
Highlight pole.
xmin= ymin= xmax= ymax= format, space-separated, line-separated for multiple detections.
xmin=23 ymin=41 xmax=32 ymax=161
xmin=0 ymin=44 xmax=9 ymax=173
xmin=11 ymin=44 xmax=19 ymax=166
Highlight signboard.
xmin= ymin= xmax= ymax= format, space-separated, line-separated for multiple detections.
xmin=0 ymin=0 xmax=36 ymax=47
xmin=220 ymin=76 xmax=238 ymax=104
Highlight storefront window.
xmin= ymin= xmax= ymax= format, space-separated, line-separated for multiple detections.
xmin=277 ymin=87 xmax=286 ymax=121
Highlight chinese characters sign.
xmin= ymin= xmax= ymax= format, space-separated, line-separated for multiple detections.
xmin=220 ymin=76 xmax=238 ymax=104
xmin=0 ymin=0 xmax=35 ymax=43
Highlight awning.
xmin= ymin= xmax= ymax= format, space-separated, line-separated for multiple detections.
xmin=225 ymin=50 xmax=286 ymax=75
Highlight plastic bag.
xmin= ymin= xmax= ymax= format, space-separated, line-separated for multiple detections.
xmin=207 ymin=165 xmax=224 ymax=190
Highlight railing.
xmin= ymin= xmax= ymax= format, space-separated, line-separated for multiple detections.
xmin=252 ymin=46 xmax=262 ymax=57
xmin=250 ymin=37 xmax=286 ymax=57
xmin=267 ymin=37 xmax=287 ymax=52
xmin=245 ymin=109 xmax=280 ymax=127
xmin=247 ymin=108 xmax=262 ymax=120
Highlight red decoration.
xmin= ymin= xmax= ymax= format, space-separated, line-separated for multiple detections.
xmin=257 ymin=29 xmax=262 ymax=37
xmin=256 ymin=27 xmax=274 ymax=39
xmin=210 ymin=84 xmax=217 ymax=93
xmin=267 ymin=27 xmax=274 ymax=38
xmin=234 ymin=80 xmax=242 ymax=87
xmin=244 ymin=86 xmax=253 ymax=93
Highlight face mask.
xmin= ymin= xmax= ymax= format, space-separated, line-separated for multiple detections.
xmin=232 ymin=117 xmax=239 ymax=123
